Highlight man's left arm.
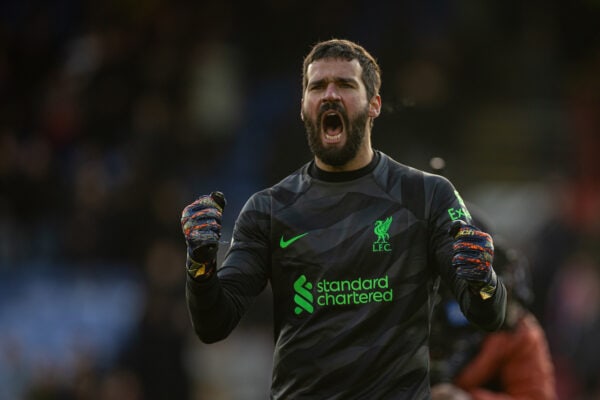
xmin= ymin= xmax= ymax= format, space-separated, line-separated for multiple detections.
xmin=428 ymin=176 xmax=507 ymax=331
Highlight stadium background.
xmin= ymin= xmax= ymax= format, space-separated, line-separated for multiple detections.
xmin=0 ymin=1 xmax=599 ymax=399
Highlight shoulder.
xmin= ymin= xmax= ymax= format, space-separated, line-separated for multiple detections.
xmin=515 ymin=313 xmax=549 ymax=344
xmin=485 ymin=312 xmax=547 ymax=350
xmin=244 ymin=161 xmax=313 ymax=213
xmin=376 ymin=151 xmax=453 ymax=193
xmin=271 ymin=162 xmax=312 ymax=193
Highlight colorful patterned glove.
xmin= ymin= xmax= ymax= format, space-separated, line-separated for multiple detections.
xmin=181 ymin=191 xmax=226 ymax=279
xmin=449 ymin=220 xmax=498 ymax=300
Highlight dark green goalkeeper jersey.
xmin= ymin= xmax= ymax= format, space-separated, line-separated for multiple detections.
xmin=186 ymin=151 xmax=506 ymax=399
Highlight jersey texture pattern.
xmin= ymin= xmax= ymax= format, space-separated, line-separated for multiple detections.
xmin=186 ymin=151 xmax=506 ymax=400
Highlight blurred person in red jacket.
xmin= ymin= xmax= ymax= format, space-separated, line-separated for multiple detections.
xmin=430 ymin=233 xmax=557 ymax=400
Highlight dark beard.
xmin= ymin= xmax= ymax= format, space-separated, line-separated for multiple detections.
xmin=304 ymin=103 xmax=369 ymax=167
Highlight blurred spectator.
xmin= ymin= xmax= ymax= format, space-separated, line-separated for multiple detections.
xmin=527 ymin=175 xmax=600 ymax=399
xmin=430 ymin=239 xmax=557 ymax=400
xmin=542 ymin=250 xmax=600 ymax=399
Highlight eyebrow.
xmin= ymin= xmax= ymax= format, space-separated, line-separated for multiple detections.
xmin=308 ymin=77 xmax=359 ymax=87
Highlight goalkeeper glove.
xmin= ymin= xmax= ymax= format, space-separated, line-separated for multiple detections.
xmin=181 ymin=191 xmax=226 ymax=280
xmin=449 ymin=220 xmax=498 ymax=300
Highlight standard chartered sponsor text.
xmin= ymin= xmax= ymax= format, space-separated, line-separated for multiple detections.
xmin=316 ymin=275 xmax=393 ymax=306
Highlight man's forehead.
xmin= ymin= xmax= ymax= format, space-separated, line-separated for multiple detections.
xmin=306 ymin=58 xmax=362 ymax=81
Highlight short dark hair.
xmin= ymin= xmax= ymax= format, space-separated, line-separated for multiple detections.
xmin=302 ymin=38 xmax=382 ymax=101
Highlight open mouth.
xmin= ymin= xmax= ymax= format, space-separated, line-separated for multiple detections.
xmin=321 ymin=111 xmax=344 ymax=143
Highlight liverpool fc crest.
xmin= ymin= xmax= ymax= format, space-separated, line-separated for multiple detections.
xmin=373 ymin=216 xmax=392 ymax=252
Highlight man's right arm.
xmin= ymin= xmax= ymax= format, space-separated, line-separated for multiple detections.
xmin=183 ymin=192 xmax=271 ymax=343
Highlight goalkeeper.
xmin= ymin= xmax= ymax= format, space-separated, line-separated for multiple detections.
xmin=181 ymin=38 xmax=506 ymax=399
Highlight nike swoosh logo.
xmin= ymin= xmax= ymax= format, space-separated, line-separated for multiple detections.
xmin=280 ymin=232 xmax=309 ymax=248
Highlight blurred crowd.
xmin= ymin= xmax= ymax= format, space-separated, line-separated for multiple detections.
xmin=1 ymin=1 xmax=599 ymax=399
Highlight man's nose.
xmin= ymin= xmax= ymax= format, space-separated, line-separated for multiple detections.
xmin=323 ymin=83 xmax=341 ymax=101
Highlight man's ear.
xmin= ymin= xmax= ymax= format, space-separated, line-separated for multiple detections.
xmin=368 ymin=94 xmax=382 ymax=118
xmin=300 ymin=99 xmax=305 ymax=121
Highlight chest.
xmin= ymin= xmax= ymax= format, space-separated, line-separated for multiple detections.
xmin=270 ymin=190 xmax=426 ymax=281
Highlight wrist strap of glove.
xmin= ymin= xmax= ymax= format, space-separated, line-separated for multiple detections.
xmin=186 ymin=253 xmax=216 ymax=280
xmin=468 ymin=269 xmax=498 ymax=300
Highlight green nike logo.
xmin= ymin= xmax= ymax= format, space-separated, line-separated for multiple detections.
xmin=280 ymin=232 xmax=309 ymax=248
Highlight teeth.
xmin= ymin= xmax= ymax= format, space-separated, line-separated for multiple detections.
xmin=325 ymin=133 xmax=342 ymax=140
